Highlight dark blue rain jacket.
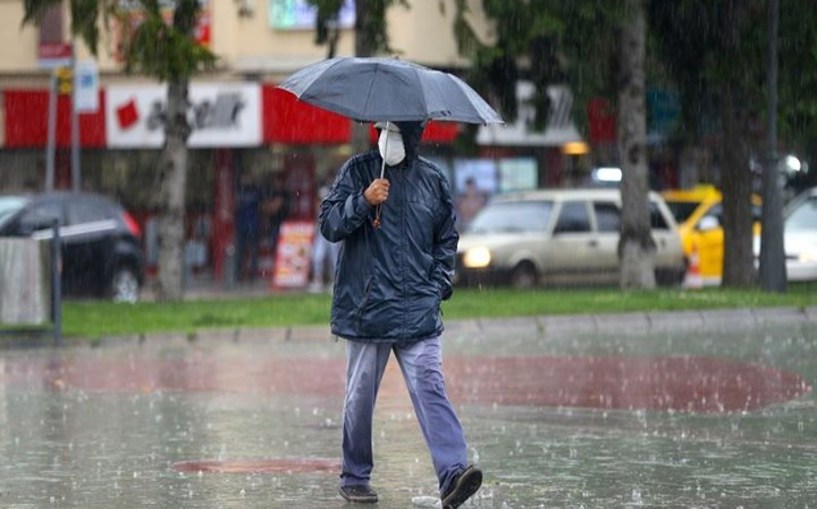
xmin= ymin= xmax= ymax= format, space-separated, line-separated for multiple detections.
xmin=319 ymin=142 xmax=458 ymax=344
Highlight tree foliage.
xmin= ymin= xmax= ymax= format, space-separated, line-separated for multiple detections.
xmin=452 ymin=0 xmax=624 ymax=131
xmin=23 ymin=0 xmax=216 ymax=81
xmin=307 ymin=0 xmax=408 ymax=58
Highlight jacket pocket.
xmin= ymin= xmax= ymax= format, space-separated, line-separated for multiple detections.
xmin=354 ymin=276 xmax=374 ymax=318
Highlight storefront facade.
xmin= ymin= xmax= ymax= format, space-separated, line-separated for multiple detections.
xmin=0 ymin=1 xmax=596 ymax=282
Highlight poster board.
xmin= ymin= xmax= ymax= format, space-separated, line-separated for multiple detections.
xmin=272 ymin=221 xmax=315 ymax=288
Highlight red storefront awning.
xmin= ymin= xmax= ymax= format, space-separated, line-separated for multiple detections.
xmin=367 ymin=120 xmax=460 ymax=145
xmin=4 ymin=89 xmax=106 ymax=148
xmin=264 ymin=84 xmax=459 ymax=146
xmin=263 ymin=85 xmax=350 ymax=145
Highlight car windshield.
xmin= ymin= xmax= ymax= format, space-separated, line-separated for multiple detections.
xmin=0 ymin=196 xmax=28 ymax=228
xmin=786 ymin=196 xmax=817 ymax=232
xmin=665 ymin=201 xmax=701 ymax=223
xmin=467 ymin=200 xmax=553 ymax=234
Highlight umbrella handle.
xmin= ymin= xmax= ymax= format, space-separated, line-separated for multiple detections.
xmin=372 ymin=122 xmax=390 ymax=229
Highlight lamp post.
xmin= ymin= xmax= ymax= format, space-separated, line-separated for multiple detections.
xmin=759 ymin=0 xmax=787 ymax=292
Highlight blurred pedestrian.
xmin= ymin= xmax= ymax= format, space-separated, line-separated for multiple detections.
xmin=263 ymin=172 xmax=290 ymax=263
xmin=455 ymin=177 xmax=486 ymax=231
xmin=320 ymin=120 xmax=482 ymax=508
xmin=234 ymin=173 xmax=262 ymax=281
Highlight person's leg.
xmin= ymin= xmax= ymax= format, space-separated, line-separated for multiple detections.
xmin=341 ymin=340 xmax=391 ymax=488
xmin=247 ymin=230 xmax=259 ymax=279
xmin=234 ymin=231 xmax=246 ymax=280
xmin=394 ymin=337 xmax=469 ymax=495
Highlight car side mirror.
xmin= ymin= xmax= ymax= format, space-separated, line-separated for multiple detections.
xmin=698 ymin=215 xmax=719 ymax=232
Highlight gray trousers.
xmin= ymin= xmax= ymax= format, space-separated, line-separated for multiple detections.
xmin=340 ymin=336 xmax=468 ymax=494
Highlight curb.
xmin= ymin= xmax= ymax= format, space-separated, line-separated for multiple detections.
xmin=6 ymin=306 xmax=815 ymax=350
xmin=467 ymin=306 xmax=817 ymax=339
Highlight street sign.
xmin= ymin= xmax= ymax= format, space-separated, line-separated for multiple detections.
xmin=74 ymin=60 xmax=100 ymax=113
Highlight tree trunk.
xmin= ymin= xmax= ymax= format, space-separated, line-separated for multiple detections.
xmin=720 ymin=80 xmax=756 ymax=288
xmin=156 ymin=79 xmax=192 ymax=301
xmin=351 ymin=0 xmax=376 ymax=153
xmin=617 ymin=0 xmax=656 ymax=289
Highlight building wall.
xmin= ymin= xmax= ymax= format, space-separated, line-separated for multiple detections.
xmin=0 ymin=0 xmax=491 ymax=83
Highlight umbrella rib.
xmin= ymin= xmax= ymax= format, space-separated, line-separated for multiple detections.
xmin=362 ymin=63 xmax=381 ymax=121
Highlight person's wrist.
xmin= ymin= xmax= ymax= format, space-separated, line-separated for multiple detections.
xmin=359 ymin=192 xmax=375 ymax=209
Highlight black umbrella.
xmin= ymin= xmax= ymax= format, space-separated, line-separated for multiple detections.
xmin=277 ymin=56 xmax=504 ymax=125
xmin=279 ymin=57 xmax=503 ymax=229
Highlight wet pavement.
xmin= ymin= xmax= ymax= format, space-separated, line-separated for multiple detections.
xmin=1 ymin=308 xmax=817 ymax=508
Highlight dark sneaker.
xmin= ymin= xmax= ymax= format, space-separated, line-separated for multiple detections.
xmin=441 ymin=465 xmax=482 ymax=509
xmin=339 ymin=485 xmax=378 ymax=503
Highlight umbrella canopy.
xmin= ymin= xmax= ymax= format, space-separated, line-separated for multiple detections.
xmin=277 ymin=57 xmax=503 ymax=125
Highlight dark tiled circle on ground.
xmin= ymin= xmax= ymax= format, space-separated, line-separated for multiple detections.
xmin=8 ymin=352 xmax=810 ymax=414
xmin=447 ymin=356 xmax=812 ymax=413
xmin=173 ymin=458 xmax=341 ymax=474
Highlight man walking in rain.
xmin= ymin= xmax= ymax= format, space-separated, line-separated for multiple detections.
xmin=319 ymin=120 xmax=482 ymax=508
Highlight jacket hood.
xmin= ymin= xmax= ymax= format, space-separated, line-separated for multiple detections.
xmin=393 ymin=121 xmax=425 ymax=163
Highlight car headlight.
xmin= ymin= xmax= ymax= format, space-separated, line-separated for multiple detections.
xmin=463 ymin=246 xmax=491 ymax=268
xmin=799 ymin=250 xmax=817 ymax=263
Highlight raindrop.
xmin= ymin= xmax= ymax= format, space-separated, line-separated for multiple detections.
xmin=411 ymin=495 xmax=440 ymax=507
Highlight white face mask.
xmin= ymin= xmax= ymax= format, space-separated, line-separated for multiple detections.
xmin=378 ymin=128 xmax=406 ymax=166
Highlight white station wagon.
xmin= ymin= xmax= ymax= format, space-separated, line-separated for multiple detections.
xmin=455 ymin=188 xmax=686 ymax=288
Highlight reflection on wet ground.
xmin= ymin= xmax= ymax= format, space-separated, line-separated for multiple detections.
xmin=1 ymin=320 xmax=816 ymax=507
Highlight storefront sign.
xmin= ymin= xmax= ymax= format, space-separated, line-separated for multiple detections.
xmin=105 ymin=83 xmax=262 ymax=148
xmin=477 ymin=81 xmax=583 ymax=147
xmin=37 ymin=4 xmax=72 ymax=68
xmin=268 ymin=0 xmax=355 ymax=30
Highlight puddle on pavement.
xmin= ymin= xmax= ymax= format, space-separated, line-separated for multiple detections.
xmin=1 ymin=322 xmax=816 ymax=507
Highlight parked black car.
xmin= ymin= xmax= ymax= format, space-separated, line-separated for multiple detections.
xmin=0 ymin=191 xmax=145 ymax=302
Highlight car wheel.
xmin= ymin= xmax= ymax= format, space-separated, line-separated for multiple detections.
xmin=511 ymin=262 xmax=538 ymax=289
xmin=110 ymin=266 xmax=140 ymax=303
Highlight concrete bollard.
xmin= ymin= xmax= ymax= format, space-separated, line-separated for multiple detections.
xmin=0 ymin=238 xmax=52 ymax=326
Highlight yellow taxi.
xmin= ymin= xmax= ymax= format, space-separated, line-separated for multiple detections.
xmin=661 ymin=185 xmax=761 ymax=286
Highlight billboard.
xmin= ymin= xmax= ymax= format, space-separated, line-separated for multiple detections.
xmin=268 ymin=0 xmax=355 ymax=30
